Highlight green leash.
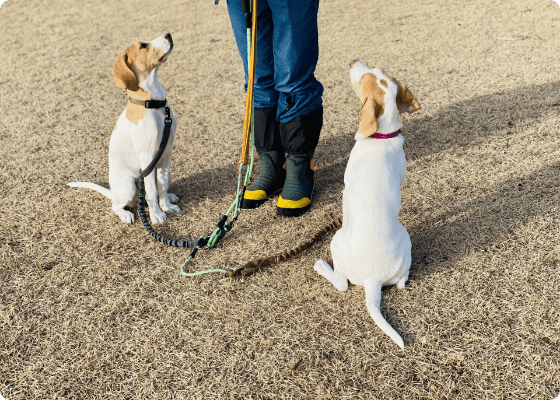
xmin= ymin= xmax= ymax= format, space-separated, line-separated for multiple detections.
xmin=180 ymin=125 xmax=255 ymax=277
xmin=180 ymin=151 xmax=254 ymax=277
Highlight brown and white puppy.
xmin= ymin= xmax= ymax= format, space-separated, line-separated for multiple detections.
xmin=314 ymin=60 xmax=420 ymax=349
xmin=69 ymin=34 xmax=180 ymax=224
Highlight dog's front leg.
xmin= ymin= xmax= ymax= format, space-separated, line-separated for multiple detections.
xmin=141 ymin=166 xmax=167 ymax=224
xmin=156 ymin=154 xmax=180 ymax=214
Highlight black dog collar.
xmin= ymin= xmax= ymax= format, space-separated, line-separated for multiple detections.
xmin=128 ymin=97 xmax=167 ymax=109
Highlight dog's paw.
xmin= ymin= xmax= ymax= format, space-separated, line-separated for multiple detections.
xmin=397 ymin=277 xmax=407 ymax=289
xmin=313 ymin=259 xmax=333 ymax=276
xmin=150 ymin=208 xmax=168 ymax=224
xmin=162 ymin=203 xmax=181 ymax=214
xmin=115 ymin=209 xmax=134 ymax=224
xmin=169 ymin=204 xmax=181 ymax=213
xmin=167 ymin=193 xmax=179 ymax=203
xmin=314 ymin=259 xmax=348 ymax=291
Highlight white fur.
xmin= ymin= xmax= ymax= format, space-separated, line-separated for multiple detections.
xmin=314 ymin=61 xmax=412 ymax=350
xmin=68 ymin=34 xmax=180 ymax=224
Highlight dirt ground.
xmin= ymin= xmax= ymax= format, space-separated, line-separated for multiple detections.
xmin=1 ymin=0 xmax=560 ymax=398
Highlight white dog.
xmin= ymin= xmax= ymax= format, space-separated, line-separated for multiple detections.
xmin=314 ymin=60 xmax=420 ymax=349
xmin=68 ymin=33 xmax=180 ymax=224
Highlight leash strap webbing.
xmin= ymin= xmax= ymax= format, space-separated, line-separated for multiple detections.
xmin=240 ymin=0 xmax=257 ymax=167
xmin=139 ymin=107 xmax=172 ymax=179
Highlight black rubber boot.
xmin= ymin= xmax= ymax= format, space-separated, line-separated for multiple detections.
xmin=242 ymin=106 xmax=286 ymax=209
xmin=276 ymin=107 xmax=323 ymax=217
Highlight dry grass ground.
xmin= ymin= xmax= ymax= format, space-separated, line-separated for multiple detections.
xmin=1 ymin=0 xmax=560 ymax=398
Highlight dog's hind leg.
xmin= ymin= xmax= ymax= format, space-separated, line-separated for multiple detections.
xmin=364 ymin=279 xmax=404 ymax=349
xmin=397 ymin=238 xmax=411 ymax=289
xmin=313 ymin=260 xmax=348 ymax=292
xmin=397 ymin=273 xmax=409 ymax=289
xmin=110 ymin=177 xmax=136 ymax=224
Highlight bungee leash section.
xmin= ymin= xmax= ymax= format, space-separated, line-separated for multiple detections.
xmin=225 ymin=217 xmax=343 ymax=278
xmin=137 ymin=103 xmax=196 ymax=248
xmin=135 ymin=101 xmax=253 ymax=266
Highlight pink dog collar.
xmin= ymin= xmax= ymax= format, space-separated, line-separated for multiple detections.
xmin=369 ymin=131 xmax=399 ymax=139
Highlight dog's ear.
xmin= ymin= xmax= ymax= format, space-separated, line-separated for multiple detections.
xmin=396 ymin=82 xmax=421 ymax=114
xmin=113 ymin=49 xmax=139 ymax=91
xmin=357 ymin=96 xmax=380 ymax=138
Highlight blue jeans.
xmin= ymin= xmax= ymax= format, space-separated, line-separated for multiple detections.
xmin=227 ymin=0 xmax=323 ymax=124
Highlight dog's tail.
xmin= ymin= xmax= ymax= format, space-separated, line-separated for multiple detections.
xmin=67 ymin=182 xmax=111 ymax=198
xmin=364 ymin=278 xmax=405 ymax=350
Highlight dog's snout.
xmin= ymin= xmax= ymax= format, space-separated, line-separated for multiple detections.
xmin=350 ymin=60 xmax=358 ymax=68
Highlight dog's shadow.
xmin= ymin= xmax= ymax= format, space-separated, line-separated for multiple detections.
xmin=170 ymin=162 xmax=241 ymax=206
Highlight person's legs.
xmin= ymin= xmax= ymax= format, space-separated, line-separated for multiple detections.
xmin=228 ymin=0 xmax=287 ymax=209
xmin=268 ymin=0 xmax=324 ymax=217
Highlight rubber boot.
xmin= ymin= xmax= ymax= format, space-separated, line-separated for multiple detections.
xmin=277 ymin=152 xmax=315 ymax=217
xmin=276 ymin=107 xmax=323 ymax=217
xmin=242 ymin=107 xmax=286 ymax=209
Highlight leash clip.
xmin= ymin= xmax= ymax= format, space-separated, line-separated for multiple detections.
xmin=225 ymin=268 xmax=240 ymax=278
xmin=164 ymin=106 xmax=172 ymax=124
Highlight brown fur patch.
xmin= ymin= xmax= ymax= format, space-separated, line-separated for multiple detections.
xmin=114 ymin=41 xmax=168 ymax=125
xmin=356 ymin=73 xmax=386 ymax=137
xmin=379 ymin=70 xmax=421 ymax=114
xmin=125 ymin=89 xmax=150 ymax=125
xmin=380 ymin=79 xmax=388 ymax=88
xmin=395 ymin=82 xmax=421 ymax=114
xmin=113 ymin=50 xmax=139 ymax=91
xmin=128 ymin=42 xmax=165 ymax=80
xmin=113 ymin=42 xmax=166 ymax=91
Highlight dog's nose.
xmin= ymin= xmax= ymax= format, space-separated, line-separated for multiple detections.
xmin=165 ymin=33 xmax=172 ymax=41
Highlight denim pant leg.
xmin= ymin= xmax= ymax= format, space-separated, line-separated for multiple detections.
xmin=227 ymin=0 xmax=278 ymax=108
xmin=267 ymin=0 xmax=323 ymax=124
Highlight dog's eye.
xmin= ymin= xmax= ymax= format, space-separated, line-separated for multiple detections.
xmin=139 ymin=43 xmax=148 ymax=49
